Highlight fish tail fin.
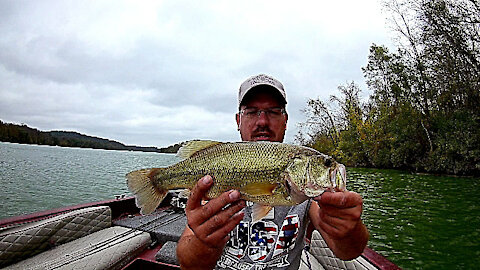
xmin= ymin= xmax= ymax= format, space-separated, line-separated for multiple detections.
xmin=126 ymin=168 xmax=168 ymax=215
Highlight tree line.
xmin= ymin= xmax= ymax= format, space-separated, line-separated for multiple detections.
xmin=0 ymin=120 xmax=182 ymax=153
xmin=296 ymin=0 xmax=479 ymax=176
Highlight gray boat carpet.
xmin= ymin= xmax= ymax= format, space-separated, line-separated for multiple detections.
xmin=113 ymin=209 xmax=186 ymax=244
xmin=155 ymin=241 xmax=178 ymax=265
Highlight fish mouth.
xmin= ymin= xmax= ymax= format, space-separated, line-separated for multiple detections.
xmin=330 ymin=164 xmax=347 ymax=191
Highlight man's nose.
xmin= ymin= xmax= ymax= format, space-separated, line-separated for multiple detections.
xmin=255 ymin=111 xmax=270 ymax=125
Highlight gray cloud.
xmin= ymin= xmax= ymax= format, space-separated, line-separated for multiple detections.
xmin=0 ymin=0 xmax=393 ymax=147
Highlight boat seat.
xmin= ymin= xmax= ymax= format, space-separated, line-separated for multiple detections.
xmin=155 ymin=241 xmax=178 ymax=265
xmin=3 ymin=226 xmax=151 ymax=270
xmin=0 ymin=206 xmax=111 ymax=267
xmin=309 ymin=230 xmax=376 ymax=270
xmin=0 ymin=206 xmax=152 ymax=270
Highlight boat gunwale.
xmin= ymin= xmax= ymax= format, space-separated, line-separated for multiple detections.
xmin=0 ymin=197 xmax=400 ymax=270
xmin=0 ymin=196 xmax=137 ymax=228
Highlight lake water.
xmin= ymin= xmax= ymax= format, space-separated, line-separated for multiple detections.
xmin=1 ymin=142 xmax=479 ymax=269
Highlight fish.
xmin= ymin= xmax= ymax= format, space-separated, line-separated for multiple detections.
xmin=127 ymin=140 xmax=346 ymax=221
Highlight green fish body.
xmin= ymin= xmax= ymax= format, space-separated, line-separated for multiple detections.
xmin=127 ymin=140 xmax=346 ymax=219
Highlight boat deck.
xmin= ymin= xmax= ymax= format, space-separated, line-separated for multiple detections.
xmin=114 ymin=207 xmax=186 ymax=268
xmin=0 ymin=196 xmax=400 ymax=270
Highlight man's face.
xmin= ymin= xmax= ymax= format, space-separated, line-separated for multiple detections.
xmin=236 ymin=90 xmax=288 ymax=142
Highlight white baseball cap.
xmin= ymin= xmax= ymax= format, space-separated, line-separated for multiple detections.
xmin=238 ymin=74 xmax=287 ymax=107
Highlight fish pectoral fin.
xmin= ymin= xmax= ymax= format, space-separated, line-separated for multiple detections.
xmin=252 ymin=204 xmax=273 ymax=222
xmin=177 ymin=140 xmax=223 ymax=159
xmin=241 ymin=183 xmax=278 ymax=196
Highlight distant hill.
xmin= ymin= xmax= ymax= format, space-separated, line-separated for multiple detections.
xmin=0 ymin=120 xmax=182 ymax=153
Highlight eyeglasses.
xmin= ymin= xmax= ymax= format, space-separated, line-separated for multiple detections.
xmin=239 ymin=107 xmax=286 ymax=119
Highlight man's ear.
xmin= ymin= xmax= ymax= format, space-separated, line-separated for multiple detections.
xmin=236 ymin=113 xmax=241 ymax=130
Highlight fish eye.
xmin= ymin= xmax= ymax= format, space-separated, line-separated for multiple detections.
xmin=324 ymin=157 xmax=332 ymax=167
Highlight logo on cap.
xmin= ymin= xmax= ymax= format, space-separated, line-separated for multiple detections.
xmin=238 ymin=74 xmax=287 ymax=106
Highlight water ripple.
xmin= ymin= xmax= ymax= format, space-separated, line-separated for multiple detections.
xmin=1 ymin=143 xmax=479 ymax=269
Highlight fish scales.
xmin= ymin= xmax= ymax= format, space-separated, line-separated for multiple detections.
xmin=127 ymin=140 xmax=346 ymax=215
xmin=158 ymin=142 xmax=296 ymax=204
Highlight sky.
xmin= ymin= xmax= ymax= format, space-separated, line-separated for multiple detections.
xmin=0 ymin=0 xmax=394 ymax=147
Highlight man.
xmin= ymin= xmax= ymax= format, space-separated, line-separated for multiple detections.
xmin=177 ymin=74 xmax=369 ymax=269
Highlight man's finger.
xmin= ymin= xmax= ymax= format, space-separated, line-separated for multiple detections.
xmin=197 ymin=199 xmax=245 ymax=235
xmin=320 ymin=203 xmax=361 ymax=220
xmin=317 ymin=216 xmax=341 ymax=238
xmin=186 ymin=175 xmax=213 ymax=211
xmin=320 ymin=209 xmax=346 ymax=228
xmin=205 ymin=211 xmax=245 ymax=247
xmin=193 ymin=200 xmax=245 ymax=246
xmin=197 ymin=189 xmax=242 ymax=222
xmin=320 ymin=191 xmax=363 ymax=208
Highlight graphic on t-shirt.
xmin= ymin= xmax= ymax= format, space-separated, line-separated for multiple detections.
xmin=272 ymin=215 xmax=299 ymax=258
xmin=228 ymin=221 xmax=249 ymax=259
xmin=219 ymin=206 xmax=301 ymax=270
xmin=248 ymin=220 xmax=278 ymax=261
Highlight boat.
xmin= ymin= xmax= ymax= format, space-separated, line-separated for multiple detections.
xmin=0 ymin=193 xmax=400 ymax=269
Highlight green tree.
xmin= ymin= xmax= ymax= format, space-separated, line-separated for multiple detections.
xmin=297 ymin=0 xmax=480 ymax=175
xmin=296 ymin=82 xmax=369 ymax=166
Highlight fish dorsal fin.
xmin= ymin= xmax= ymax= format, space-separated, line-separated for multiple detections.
xmin=177 ymin=140 xmax=223 ymax=159
xmin=252 ymin=204 xmax=273 ymax=222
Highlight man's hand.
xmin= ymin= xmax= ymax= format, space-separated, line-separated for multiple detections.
xmin=309 ymin=191 xmax=369 ymax=260
xmin=177 ymin=175 xmax=245 ymax=269
xmin=315 ymin=191 xmax=363 ymax=239
xmin=185 ymin=175 xmax=246 ymax=247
